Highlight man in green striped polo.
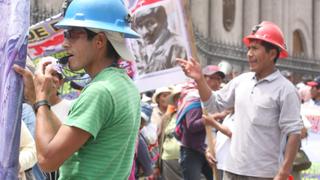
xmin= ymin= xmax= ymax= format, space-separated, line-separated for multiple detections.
xmin=14 ymin=0 xmax=141 ymax=179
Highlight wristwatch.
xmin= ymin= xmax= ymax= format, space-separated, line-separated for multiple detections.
xmin=33 ymin=100 xmax=51 ymax=113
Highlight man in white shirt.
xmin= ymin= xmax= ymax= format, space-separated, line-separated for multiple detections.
xmin=177 ymin=21 xmax=303 ymax=180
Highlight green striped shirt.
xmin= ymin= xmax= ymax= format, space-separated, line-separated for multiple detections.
xmin=59 ymin=67 xmax=141 ymax=180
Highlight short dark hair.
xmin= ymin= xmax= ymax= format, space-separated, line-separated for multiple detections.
xmin=260 ymin=41 xmax=280 ymax=63
xmin=106 ymin=40 xmax=120 ymax=62
xmin=84 ymin=28 xmax=98 ymax=40
xmin=84 ymin=28 xmax=120 ymax=63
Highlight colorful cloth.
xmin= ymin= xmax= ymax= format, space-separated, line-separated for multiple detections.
xmin=175 ymin=82 xmax=201 ymax=140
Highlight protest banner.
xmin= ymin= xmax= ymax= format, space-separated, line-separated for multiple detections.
xmin=28 ymin=13 xmax=65 ymax=60
xmin=301 ymin=103 xmax=320 ymax=179
xmin=28 ymin=14 xmax=83 ymax=99
xmin=27 ymin=0 xmax=198 ymax=93
xmin=0 ymin=0 xmax=29 ymax=179
xmin=127 ymin=0 xmax=198 ymax=92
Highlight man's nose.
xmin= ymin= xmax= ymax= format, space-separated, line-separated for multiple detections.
xmin=62 ymin=38 xmax=70 ymax=49
xmin=141 ymin=26 xmax=149 ymax=36
xmin=247 ymin=48 xmax=253 ymax=57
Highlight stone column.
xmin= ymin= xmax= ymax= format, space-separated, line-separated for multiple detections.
xmin=190 ymin=0 xmax=210 ymax=65
xmin=242 ymin=0 xmax=260 ymax=37
xmin=210 ymin=0 xmax=243 ymax=44
xmin=314 ymin=0 xmax=320 ymax=59
xmin=190 ymin=0 xmax=209 ymax=37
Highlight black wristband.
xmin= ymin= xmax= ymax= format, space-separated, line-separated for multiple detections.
xmin=33 ymin=100 xmax=51 ymax=113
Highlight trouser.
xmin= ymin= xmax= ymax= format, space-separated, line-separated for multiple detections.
xmin=180 ymin=146 xmax=213 ymax=180
xmin=162 ymin=159 xmax=183 ymax=180
xmin=223 ymin=171 xmax=273 ymax=180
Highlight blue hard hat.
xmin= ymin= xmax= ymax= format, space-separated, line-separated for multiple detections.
xmin=55 ymin=0 xmax=140 ymax=39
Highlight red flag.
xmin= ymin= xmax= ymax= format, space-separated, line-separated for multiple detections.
xmin=130 ymin=0 xmax=164 ymax=13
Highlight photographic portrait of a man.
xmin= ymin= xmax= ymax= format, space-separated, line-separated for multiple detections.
xmin=130 ymin=3 xmax=188 ymax=75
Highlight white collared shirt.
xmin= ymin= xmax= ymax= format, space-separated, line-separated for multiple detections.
xmin=203 ymin=70 xmax=303 ymax=178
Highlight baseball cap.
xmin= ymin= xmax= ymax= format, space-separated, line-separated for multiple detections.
xmin=307 ymin=76 xmax=320 ymax=88
xmin=202 ymin=65 xmax=225 ymax=79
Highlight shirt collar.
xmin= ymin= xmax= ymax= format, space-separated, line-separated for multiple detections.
xmin=251 ymin=69 xmax=281 ymax=83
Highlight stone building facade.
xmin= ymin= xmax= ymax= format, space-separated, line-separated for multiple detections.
xmin=30 ymin=0 xmax=320 ymax=79
xmin=190 ymin=0 xmax=320 ymax=79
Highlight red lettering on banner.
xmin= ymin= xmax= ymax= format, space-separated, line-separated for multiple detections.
xmin=306 ymin=115 xmax=320 ymax=133
xmin=131 ymin=0 xmax=163 ymax=13
xmin=28 ymin=34 xmax=64 ymax=57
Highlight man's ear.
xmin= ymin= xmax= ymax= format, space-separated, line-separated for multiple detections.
xmin=269 ymin=48 xmax=278 ymax=61
xmin=95 ymin=33 xmax=107 ymax=49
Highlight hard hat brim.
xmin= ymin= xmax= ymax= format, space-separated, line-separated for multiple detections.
xmin=243 ymin=36 xmax=288 ymax=59
xmin=55 ymin=19 xmax=140 ymax=39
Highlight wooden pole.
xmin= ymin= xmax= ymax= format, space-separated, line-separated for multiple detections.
xmin=203 ymin=109 xmax=220 ymax=180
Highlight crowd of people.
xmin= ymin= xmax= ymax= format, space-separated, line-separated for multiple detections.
xmin=11 ymin=0 xmax=317 ymax=180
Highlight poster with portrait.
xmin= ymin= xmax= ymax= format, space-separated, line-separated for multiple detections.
xmin=126 ymin=0 xmax=197 ymax=92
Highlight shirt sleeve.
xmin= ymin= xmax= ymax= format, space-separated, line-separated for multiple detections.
xmin=279 ymin=91 xmax=303 ymax=135
xmin=202 ymin=77 xmax=237 ymax=114
xmin=185 ymin=108 xmax=205 ymax=133
xmin=64 ymin=83 xmax=113 ymax=139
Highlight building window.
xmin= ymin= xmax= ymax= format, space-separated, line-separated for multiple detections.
xmin=223 ymin=0 xmax=235 ymax=32
xmin=292 ymin=30 xmax=305 ymax=57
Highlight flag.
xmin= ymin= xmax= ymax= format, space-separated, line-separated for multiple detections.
xmin=0 ymin=0 xmax=30 ymax=179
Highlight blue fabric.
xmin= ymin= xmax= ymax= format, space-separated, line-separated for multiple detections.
xmin=180 ymin=146 xmax=213 ymax=180
xmin=176 ymin=101 xmax=201 ymax=125
xmin=141 ymin=103 xmax=153 ymax=123
xmin=22 ymin=103 xmax=36 ymax=137
xmin=175 ymin=101 xmax=201 ymax=140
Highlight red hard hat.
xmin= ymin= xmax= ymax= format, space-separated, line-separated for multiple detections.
xmin=243 ymin=21 xmax=288 ymax=58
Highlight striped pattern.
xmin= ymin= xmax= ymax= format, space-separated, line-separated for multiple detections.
xmin=174 ymin=82 xmax=201 ymax=140
xmin=59 ymin=68 xmax=141 ymax=180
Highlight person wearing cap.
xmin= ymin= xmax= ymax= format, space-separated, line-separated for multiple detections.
xmin=202 ymin=65 xmax=226 ymax=90
xmin=14 ymin=0 xmax=141 ymax=179
xmin=132 ymin=103 xmax=154 ymax=179
xmin=140 ymin=103 xmax=157 ymax=146
xmin=148 ymin=87 xmax=172 ymax=179
xmin=151 ymin=86 xmax=173 ymax=136
xmin=177 ymin=21 xmax=303 ymax=180
xmin=159 ymin=85 xmax=183 ymax=180
xmin=298 ymin=76 xmax=320 ymax=179
xmin=131 ymin=5 xmax=187 ymax=74
xmin=177 ymin=66 xmax=225 ymax=180
xmin=305 ymin=76 xmax=320 ymax=104
xmin=297 ymin=74 xmax=313 ymax=103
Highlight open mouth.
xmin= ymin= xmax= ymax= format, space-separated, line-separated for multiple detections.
xmin=59 ymin=54 xmax=73 ymax=65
